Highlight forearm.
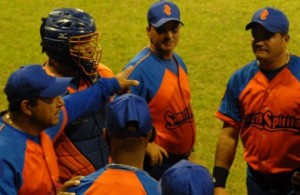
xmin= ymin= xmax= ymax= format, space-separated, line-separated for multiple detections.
xmin=214 ymin=129 xmax=239 ymax=169
xmin=213 ymin=124 xmax=239 ymax=188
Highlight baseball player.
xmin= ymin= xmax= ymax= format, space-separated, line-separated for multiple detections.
xmin=213 ymin=7 xmax=300 ymax=195
xmin=68 ymin=94 xmax=159 ymax=194
xmin=40 ymin=8 xmax=114 ymax=182
xmin=122 ymin=0 xmax=196 ymax=180
xmin=0 ymin=64 xmax=138 ymax=194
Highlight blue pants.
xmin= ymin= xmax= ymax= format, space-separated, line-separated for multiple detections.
xmin=246 ymin=165 xmax=298 ymax=195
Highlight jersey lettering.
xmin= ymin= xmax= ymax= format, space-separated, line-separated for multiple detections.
xmin=243 ymin=110 xmax=300 ymax=134
xmin=164 ymin=106 xmax=193 ymax=130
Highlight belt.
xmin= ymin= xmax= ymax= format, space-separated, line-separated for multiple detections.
xmin=248 ymin=165 xmax=294 ymax=186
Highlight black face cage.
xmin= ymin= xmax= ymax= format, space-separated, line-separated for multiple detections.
xmin=69 ymin=32 xmax=102 ymax=83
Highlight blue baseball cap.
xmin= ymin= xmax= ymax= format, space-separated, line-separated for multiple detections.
xmin=245 ymin=7 xmax=289 ymax=34
xmin=4 ymin=64 xmax=72 ymax=102
xmin=147 ymin=1 xmax=183 ymax=28
xmin=107 ymin=94 xmax=152 ymax=137
xmin=158 ymin=160 xmax=214 ymax=195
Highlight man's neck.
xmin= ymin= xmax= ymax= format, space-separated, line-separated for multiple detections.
xmin=258 ymin=52 xmax=290 ymax=71
xmin=149 ymin=45 xmax=173 ymax=60
xmin=2 ymin=112 xmax=41 ymax=136
xmin=111 ymin=151 xmax=145 ymax=170
xmin=45 ymin=59 xmax=77 ymax=77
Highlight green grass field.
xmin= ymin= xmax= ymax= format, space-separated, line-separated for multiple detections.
xmin=1 ymin=1 xmax=300 ymax=194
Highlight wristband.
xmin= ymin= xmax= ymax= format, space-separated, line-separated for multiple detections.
xmin=212 ymin=166 xmax=229 ymax=188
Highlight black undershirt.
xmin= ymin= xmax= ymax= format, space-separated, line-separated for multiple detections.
xmin=260 ymin=65 xmax=287 ymax=81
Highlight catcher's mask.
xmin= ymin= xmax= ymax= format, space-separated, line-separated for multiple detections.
xmin=40 ymin=8 xmax=101 ymax=82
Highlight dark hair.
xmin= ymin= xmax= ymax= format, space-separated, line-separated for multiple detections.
xmin=8 ymin=97 xmax=38 ymax=113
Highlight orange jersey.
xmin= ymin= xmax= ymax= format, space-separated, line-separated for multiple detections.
xmin=68 ymin=164 xmax=159 ymax=194
xmin=0 ymin=77 xmax=120 ymax=194
xmin=0 ymin=109 xmax=68 ymax=194
xmin=124 ymin=47 xmax=195 ymax=155
xmin=216 ymin=54 xmax=300 ymax=174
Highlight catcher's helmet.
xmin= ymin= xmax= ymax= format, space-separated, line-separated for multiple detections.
xmin=40 ymin=8 xmax=101 ymax=82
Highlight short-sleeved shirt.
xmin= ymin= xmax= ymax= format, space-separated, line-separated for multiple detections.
xmin=68 ymin=164 xmax=160 ymax=195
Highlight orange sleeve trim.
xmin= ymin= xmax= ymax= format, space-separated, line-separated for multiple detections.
xmin=53 ymin=107 xmax=69 ymax=142
xmin=215 ymin=111 xmax=241 ymax=130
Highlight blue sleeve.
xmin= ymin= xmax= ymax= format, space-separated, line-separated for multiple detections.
xmin=135 ymin=171 xmax=160 ymax=195
xmin=287 ymin=55 xmax=300 ymax=81
xmin=114 ymin=65 xmax=150 ymax=102
xmin=121 ymin=48 xmax=164 ymax=103
xmin=127 ymin=67 xmax=147 ymax=99
xmin=125 ymin=63 xmax=164 ymax=103
xmin=64 ymin=78 xmax=120 ymax=123
xmin=173 ymin=53 xmax=188 ymax=73
xmin=218 ymin=62 xmax=259 ymax=122
xmin=0 ymin=159 xmax=20 ymax=195
xmin=218 ymin=76 xmax=242 ymax=122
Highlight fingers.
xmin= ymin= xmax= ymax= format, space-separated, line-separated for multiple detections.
xmin=123 ymin=66 xmax=134 ymax=77
xmin=115 ymin=67 xmax=139 ymax=94
xmin=150 ymin=154 xmax=162 ymax=167
xmin=63 ymin=175 xmax=83 ymax=188
xmin=63 ymin=179 xmax=80 ymax=188
xmin=126 ymin=80 xmax=139 ymax=87
xmin=159 ymin=146 xmax=169 ymax=159
xmin=115 ymin=66 xmax=133 ymax=80
xmin=57 ymin=176 xmax=84 ymax=194
xmin=57 ymin=192 xmax=76 ymax=195
xmin=155 ymin=146 xmax=169 ymax=166
xmin=157 ymin=152 xmax=163 ymax=166
xmin=70 ymin=175 xmax=85 ymax=180
xmin=151 ymin=146 xmax=168 ymax=166
xmin=146 ymin=143 xmax=161 ymax=166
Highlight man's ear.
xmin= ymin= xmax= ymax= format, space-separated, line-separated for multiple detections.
xmin=284 ymin=34 xmax=290 ymax=43
xmin=20 ymin=100 xmax=33 ymax=117
xmin=147 ymin=26 xmax=151 ymax=38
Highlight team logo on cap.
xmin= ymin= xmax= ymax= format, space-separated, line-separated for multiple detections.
xmin=164 ymin=4 xmax=172 ymax=16
xmin=260 ymin=9 xmax=269 ymax=20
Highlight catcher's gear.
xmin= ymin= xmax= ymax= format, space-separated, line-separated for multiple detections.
xmin=40 ymin=8 xmax=101 ymax=82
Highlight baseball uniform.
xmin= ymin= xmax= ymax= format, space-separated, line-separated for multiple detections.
xmin=0 ymin=77 xmax=120 ymax=194
xmin=216 ymin=54 xmax=300 ymax=174
xmin=68 ymin=164 xmax=160 ymax=195
xmin=124 ymin=47 xmax=195 ymax=156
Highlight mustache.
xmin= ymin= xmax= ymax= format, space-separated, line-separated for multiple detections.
xmin=162 ymin=38 xmax=173 ymax=43
xmin=253 ymin=45 xmax=267 ymax=51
